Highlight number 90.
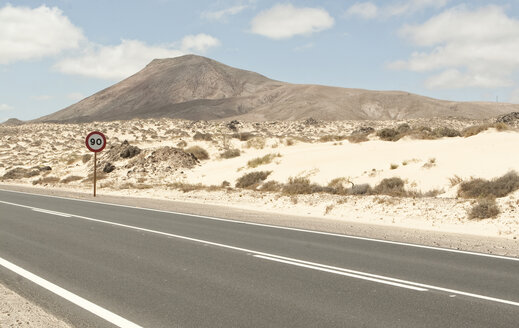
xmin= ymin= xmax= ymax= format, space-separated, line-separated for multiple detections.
xmin=90 ymin=138 xmax=102 ymax=146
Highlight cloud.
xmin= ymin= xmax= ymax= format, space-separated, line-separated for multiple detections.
xmin=388 ymin=0 xmax=450 ymax=16
xmin=346 ymin=0 xmax=449 ymax=19
xmin=251 ymin=4 xmax=334 ymax=39
xmin=54 ymin=34 xmax=220 ymax=80
xmin=181 ymin=34 xmax=221 ymax=53
xmin=390 ymin=5 xmax=519 ymax=89
xmin=202 ymin=5 xmax=248 ymax=21
xmin=0 ymin=4 xmax=84 ymax=64
xmin=0 ymin=104 xmax=13 ymax=111
xmin=54 ymin=40 xmax=185 ymax=80
xmin=346 ymin=2 xmax=378 ymax=19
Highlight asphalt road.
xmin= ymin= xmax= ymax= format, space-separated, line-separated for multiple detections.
xmin=0 ymin=189 xmax=518 ymax=327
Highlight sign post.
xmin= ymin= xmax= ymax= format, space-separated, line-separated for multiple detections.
xmin=85 ymin=131 xmax=106 ymax=197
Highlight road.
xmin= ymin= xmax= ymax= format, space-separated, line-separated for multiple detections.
xmin=0 ymin=188 xmax=518 ymax=327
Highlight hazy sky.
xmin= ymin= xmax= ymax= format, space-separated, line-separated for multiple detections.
xmin=1 ymin=0 xmax=519 ymax=121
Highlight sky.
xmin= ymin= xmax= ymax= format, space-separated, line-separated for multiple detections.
xmin=2 ymin=0 xmax=519 ymax=122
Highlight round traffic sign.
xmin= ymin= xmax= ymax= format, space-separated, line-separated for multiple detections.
xmin=85 ymin=131 xmax=106 ymax=152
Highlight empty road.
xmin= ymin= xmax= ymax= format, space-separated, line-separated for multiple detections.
xmin=0 ymin=189 xmax=518 ymax=327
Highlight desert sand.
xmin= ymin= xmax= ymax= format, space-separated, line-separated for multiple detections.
xmin=1 ymin=118 xmax=518 ymax=241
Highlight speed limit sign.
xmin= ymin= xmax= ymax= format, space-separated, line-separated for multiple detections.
xmin=85 ymin=131 xmax=106 ymax=152
xmin=85 ymin=131 xmax=107 ymax=197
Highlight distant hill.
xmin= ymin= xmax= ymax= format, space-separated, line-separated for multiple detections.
xmin=2 ymin=118 xmax=24 ymax=126
xmin=35 ymin=55 xmax=519 ymax=122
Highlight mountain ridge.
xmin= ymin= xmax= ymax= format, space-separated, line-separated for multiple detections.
xmin=35 ymin=55 xmax=518 ymax=122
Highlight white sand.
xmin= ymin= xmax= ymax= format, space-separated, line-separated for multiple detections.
xmin=1 ymin=119 xmax=518 ymax=240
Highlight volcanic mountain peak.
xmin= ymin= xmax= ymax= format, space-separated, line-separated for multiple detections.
xmin=36 ymin=55 xmax=519 ymax=123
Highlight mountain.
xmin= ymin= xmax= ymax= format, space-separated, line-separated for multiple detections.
xmin=35 ymin=55 xmax=518 ymax=122
xmin=2 ymin=118 xmax=24 ymax=126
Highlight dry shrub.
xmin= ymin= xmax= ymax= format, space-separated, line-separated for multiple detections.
xmin=82 ymin=154 xmax=92 ymax=163
xmin=185 ymin=145 xmax=209 ymax=160
xmin=60 ymin=175 xmax=83 ymax=184
xmin=176 ymin=140 xmax=187 ymax=148
xmin=167 ymin=182 xmax=206 ymax=192
xmin=373 ymin=177 xmax=406 ymax=197
xmin=193 ymin=132 xmax=213 ymax=141
xmin=376 ymin=128 xmax=400 ymax=141
xmin=319 ymin=135 xmax=347 ymax=142
xmin=390 ymin=163 xmax=398 ymax=170
xmin=236 ymin=171 xmax=271 ymax=188
xmin=246 ymin=137 xmax=266 ymax=149
xmin=32 ymin=176 xmax=60 ymax=185
xmin=220 ymin=148 xmax=240 ymax=159
xmin=2 ymin=167 xmax=38 ymax=180
xmin=461 ymin=123 xmax=509 ymax=138
xmin=469 ymin=198 xmax=500 ymax=219
xmin=346 ymin=134 xmax=369 ymax=143
xmin=232 ymin=132 xmax=255 ymax=141
xmin=449 ymin=175 xmax=463 ymax=186
xmin=247 ymin=153 xmax=280 ymax=168
xmin=458 ymin=171 xmax=519 ymax=199
xmin=282 ymin=177 xmax=327 ymax=195
xmin=350 ymin=184 xmax=372 ymax=195
xmin=260 ymin=180 xmax=283 ymax=192
xmin=432 ymin=127 xmax=461 ymax=138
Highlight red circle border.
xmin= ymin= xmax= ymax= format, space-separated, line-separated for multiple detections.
xmin=85 ymin=131 xmax=107 ymax=152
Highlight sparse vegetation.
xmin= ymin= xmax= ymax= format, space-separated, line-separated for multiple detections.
xmin=236 ymin=171 xmax=271 ymax=188
xmin=82 ymin=154 xmax=92 ymax=163
xmin=220 ymin=148 xmax=240 ymax=159
xmin=247 ymin=153 xmax=281 ymax=168
xmin=232 ymin=132 xmax=256 ymax=141
xmin=193 ymin=132 xmax=213 ymax=141
xmin=458 ymin=171 xmax=519 ymax=199
xmin=185 ymin=145 xmax=209 ymax=160
xmin=282 ymin=177 xmax=327 ymax=195
xmin=390 ymin=163 xmax=399 ymax=170
xmin=373 ymin=177 xmax=406 ymax=197
xmin=469 ymin=198 xmax=500 ymax=219
xmin=246 ymin=137 xmax=266 ymax=149
xmin=260 ymin=180 xmax=283 ymax=192
xmin=461 ymin=123 xmax=510 ymax=138
xmin=176 ymin=140 xmax=187 ymax=148
xmin=32 ymin=176 xmax=60 ymax=185
xmin=60 ymin=175 xmax=83 ymax=184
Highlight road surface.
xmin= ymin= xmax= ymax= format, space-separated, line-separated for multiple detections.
xmin=0 ymin=189 xmax=518 ymax=327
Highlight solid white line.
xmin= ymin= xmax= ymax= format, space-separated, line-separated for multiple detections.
xmin=253 ymin=255 xmax=428 ymax=291
xmin=32 ymin=208 xmax=72 ymax=217
xmin=0 ymin=257 xmax=143 ymax=328
xmin=3 ymin=199 xmax=519 ymax=307
xmin=1 ymin=188 xmax=518 ymax=262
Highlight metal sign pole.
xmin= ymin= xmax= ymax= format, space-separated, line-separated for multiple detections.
xmin=94 ymin=151 xmax=97 ymax=197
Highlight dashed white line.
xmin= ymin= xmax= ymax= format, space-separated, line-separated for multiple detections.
xmin=2 ymin=198 xmax=519 ymax=307
xmin=1 ymin=188 xmax=518 ymax=262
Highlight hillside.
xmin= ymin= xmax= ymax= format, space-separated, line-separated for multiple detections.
xmin=35 ymin=55 xmax=518 ymax=122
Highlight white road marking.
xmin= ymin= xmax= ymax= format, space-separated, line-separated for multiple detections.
xmin=32 ymin=208 xmax=72 ymax=217
xmin=2 ymin=198 xmax=519 ymax=307
xmin=1 ymin=188 xmax=518 ymax=262
xmin=0 ymin=257 xmax=143 ymax=328
xmin=253 ymin=255 xmax=428 ymax=291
